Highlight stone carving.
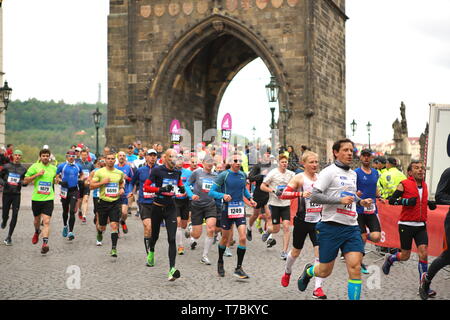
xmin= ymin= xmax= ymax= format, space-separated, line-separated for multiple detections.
xmin=283 ymin=23 xmax=292 ymax=34
xmin=271 ymin=0 xmax=283 ymax=8
xmin=154 ymin=4 xmax=165 ymax=17
xmin=226 ymin=0 xmax=238 ymax=11
xmin=419 ymin=122 xmax=429 ymax=161
xmin=400 ymin=101 xmax=408 ymax=136
xmin=183 ymin=1 xmax=194 ymax=15
xmin=241 ymin=0 xmax=252 ymax=10
xmin=197 ymin=0 xmax=209 ymax=14
xmin=168 ymin=2 xmax=180 ymax=16
xmin=256 ymin=0 xmax=269 ymax=10
xmin=140 ymin=5 xmax=151 ymax=18
xmin=287 ymin=0 xmax=299 ymax=7
xmin=392 ymin=102 xmax=411 ymax=159
xmin=212 ymin=20 xmax=225 ymax=33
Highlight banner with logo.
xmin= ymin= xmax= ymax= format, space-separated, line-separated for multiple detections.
xmin=169 ymin=119 xmax=181 ymax=153
xmin=221 ymin=113 xmax=232 ymax=161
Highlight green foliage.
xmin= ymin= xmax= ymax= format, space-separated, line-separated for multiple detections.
xmin=6 ymin=99 xmax=107 ymax=160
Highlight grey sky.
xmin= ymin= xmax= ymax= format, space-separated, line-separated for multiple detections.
xmin=4 ymin=0 xmax=450 ymax=145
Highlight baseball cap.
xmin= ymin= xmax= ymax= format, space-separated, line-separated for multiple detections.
xmin=77 ymin=143 xmax=84 ymax=148
xmin=146 ymin=149 xmax=157 ymax=155
xmin=360 ymin=149 xmax=372 ymax=156
xmin=43 ymin=145 xmax=49 ymax=149
xmin=66 ymin=150 xmax=76 ymax=156
xmin=75 ymin=147 xmax=82 ymax=152
xmin=128 ymin=144 xmax=134 ymax=149
xmin=13 ymin=150 xmax=23 ymax=155
xmin=387 ymin=157 xmax=397 ymax=165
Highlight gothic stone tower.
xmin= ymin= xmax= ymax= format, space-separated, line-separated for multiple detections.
xmin=107 ymin=0 xmax=347 ymax=160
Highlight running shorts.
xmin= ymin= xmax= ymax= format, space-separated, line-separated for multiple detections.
xmin=174 ymin=198 xmax=190 ymax=220
xmin=398 ymin=223 xmax=428 ymax=250
xmin=269 ymin=205 xmax=291 ymax=225
xmin=140 ymin=203 xmax=153 ymax=221
xmin=97 ymin=199 xmax=121 ymax=226
xmin=357 ymin=213 xmax=381 ymax=234
xmin=191 ymin=202 xmax=217 ymax=226
xmin=220 ymin=203 xmax=246 ymax=231
xmin=316 ymin=221 xmax=364 ymax=263
xmin=254 ymin=197 xmax=269 ymax=209
xmin=32 ymin=200 xmax=54 ymax=217
xmin=293 ymin=216 xmax=318 ymax=249
xmin=78 ymin=181 xmax=90 ymax=198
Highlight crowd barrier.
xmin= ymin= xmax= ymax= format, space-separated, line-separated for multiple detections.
xmin=289 ymin=199 xmax=448 ymax=257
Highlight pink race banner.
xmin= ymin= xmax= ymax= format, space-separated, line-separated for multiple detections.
xmin=169 ymin=119 xmax=181 ymax=153
xmin=221 ymin=113 xmax=232 ymax=161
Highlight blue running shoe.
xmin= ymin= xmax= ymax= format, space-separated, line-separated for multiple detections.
xmin=382 ymin=254 xmax=393 ymax=275
xmin=297 ymin=263 xmax=313 ymax=292
xmin=68 ymin=232 xmax=75 ymax=241
xmin=361 ymin=263 xmax=369 ymax=274
xmin=62 ymin=225 xmax=69 ymax=238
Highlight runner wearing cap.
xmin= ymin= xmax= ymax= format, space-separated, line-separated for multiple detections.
xmin=126 ymin=145 xmax=138 ymax=163
xmin=0 ymin=150 xmax=28 ymax=245
xmin=75 ymin=149 xmax=95 ymax=224
xmin=373 ymin=156 xmax=387 ymax=176
xmin=24 ymin=148 xmax=58 ymax=254
xmin=114 ymin=151 xmax=134 ymax=234
xmin=56 ymin=151 xmax=83 ymax=241
xmin=378 ymin=157 xmax=406 ymax=199
xmin=130 ymin=149 xmax=159 ymax=265
xmin=355 ymin=149 xmax=382 ymax=274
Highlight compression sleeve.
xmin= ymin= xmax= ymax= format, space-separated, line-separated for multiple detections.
xmin=143 ymin=179 xmax=159 ymax=193
xmin=208 ymin=183 xmax=225 ymax=200
xmin=311 ymin=187 xmax=342 ymax=205
xmin=279 ymin=185 xmax=301 ymax=199
xmin=185 ymin=179 xmax=195 ymax=199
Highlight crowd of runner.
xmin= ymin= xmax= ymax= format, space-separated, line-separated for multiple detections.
xmin=0 ymin=138 xmax=449 ymax=300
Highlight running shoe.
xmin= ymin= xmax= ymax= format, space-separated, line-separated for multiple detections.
xmin=147 ymin=251 xmax=154 ymax=267
xmin=62 ymin=225 xmax=69 ymax=238
xmin=178 ymin=246 xmax=185 ymax=255
xmin=110 ymin=248 xmax=118 ymax=257
xmin=258 ymin=227 xmax=264 ymax=234
xmin=201 ymin=256 xmax=212 ymax=265
xmin=1 ymin=220 xmax=6 ymax=229
xmin=233 ymin=267 xmax=249 ymax=279
xmin=246 ymin=228 xmax=252 ymax=241
xmin=297 ymin=263 xmax=313 ymax=292
xmin=419 ymin=273 xmax=431 ymax=300
xmin=313 ymin=287 xmax=327 ymax=299
xmin=97 ymin=232 xmax=103 ymax=243
xmin=68 ymin=232 xmax=75 ymax=241
xmin=32 ymin=231 xmax=39 ymax=245
xmin=261 ymin=232 xmax=270 ymax=242
xmin=280 ymin=251 xmax=288 ymax=260
xmin=4 ymin=237 xmax=12 ymax=246
xmin=82 ymin=217 xmax=87 ymax=224
xmin=218 ymin=262 xmax=225 ymax=277
xmin=168 ymin=267 xmax=181 ymax=281
xmin=190 ymin=240 xmax=197 ymax=250
xmin=121 ymin=222 xmax=128 ymax=234
xmin=361 ymin=263 xmax=369 ymax=274
xmin=281 ymin=272 xmax=291 ymax=287
xmin=41 ymin=243 xmax=49 ymax=254
xmin=78 ymin=211 xmax=83 ymax=220
xmin=255 ymin=217 xmax=262 ymax=231
xmin=382 ymin=254 xmax=393 ymax=275
xmin=266 ymin=238 xmax=277 ymax=248
xmin=224 ymin=247 xmax=232 ymax=257
xmin=96 ymin=240 xmax=102 ymax=246
xmin=185 ymin=223 xmax=192 ymax=238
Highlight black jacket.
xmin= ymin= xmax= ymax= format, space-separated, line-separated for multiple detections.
xmin=436 ymin=167 xmax=450 ymax=205
xmin=0 ymin=162 xmax=28 ymax=194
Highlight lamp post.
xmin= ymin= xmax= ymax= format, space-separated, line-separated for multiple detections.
xmin=265 ymin=76 xmax=279 ymax=154
xmin=252 ymin=126 xmax=256 ymax=143
xmin=366 ymin=121 xmax=372 ymax=150
xmin=0 ymin=81 xmax=12 ymax=113
xmin=350 ymin=119 xmax=357 ymax=137
xmin=92 ymin=107 xmax=102 ymax=157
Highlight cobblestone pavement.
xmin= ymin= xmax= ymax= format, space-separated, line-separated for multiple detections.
xmin=0 ymin=187 xmax=449 ymax=300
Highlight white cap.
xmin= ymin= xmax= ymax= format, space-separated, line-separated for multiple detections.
xmin=147 ymin=149 xmax=157 ymax=155
xmin=43 ymin=145 xmax=49 ymax=149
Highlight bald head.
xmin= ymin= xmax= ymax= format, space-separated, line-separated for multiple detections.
xmin=164 ymin=148 xmax=177 ymax=169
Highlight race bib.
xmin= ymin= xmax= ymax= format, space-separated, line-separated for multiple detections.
xmin=202 ymin=178 xmax=213 ymax=193
xmin=105 ymin=183 xmax=119 ymax=197
xmin=162 ymin=178 xmax=178 ymax=196
xmin=38 ymin=181 xmax=52 ymax=195
xmin=93 ymin=188 xmax=99 ymax=198
xmin=227 ymin=201 xmax=245 ymax=218
xmin=305 ymin=198 xmax=322 ymax=223
xmin=82 ymin=169 xmax=90 ymax=179
xmin=276 ymin=185 xmax=286 ymax=194
xmin=7 ymin=173 xmax=20 ymax=186
xmin=337 ymin=191 xmax=356 ymax=216
xmin=363 ymin=203 xmax=376 ymax=214
xmin=60 ymin=187 xmax=68 ymax=199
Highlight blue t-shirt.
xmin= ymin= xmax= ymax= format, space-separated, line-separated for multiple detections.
xmin=355 ymin=167 xmax=379 ymax=214
xmin=209 ymin=169 xmax=251 ymax=203
xmin=126 ymin=154 xmax=138 ymax=163
xmin=57 ymin=162 xmax=82 ymax=188
xmin=114 ymin=163 xmax=134 ymax=194
xmin=131 ymin=164 xmax=158 ymax=204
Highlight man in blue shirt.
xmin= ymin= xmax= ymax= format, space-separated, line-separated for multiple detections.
xmin=56 ymin=150 xmax=83 ymax=241
xmin=115 ymin=151 xmax=134 ymax=234
xmin=75 ymin=149 xmax=95 ymax=224
xmin=209 ymin=153 xmax=256 ymax=279
xmin=355 ymin=149 xmax=381 ymax=274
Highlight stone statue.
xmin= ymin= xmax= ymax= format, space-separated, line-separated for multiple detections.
xmin=390 ymin=102 xmax=412 ymax=171
xmin=400 ymin=101 xmax=408 ymax=136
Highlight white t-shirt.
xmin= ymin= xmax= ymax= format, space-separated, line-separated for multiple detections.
xmin=263 ymin=168 xmax=295 ymax=207
xmin=314 ymin=163 xmax=358 ymax=226
xmin=301 ymin=173 xmax=322 ymax=223
xmin=133 ymin=157 xmax=146 ymax=169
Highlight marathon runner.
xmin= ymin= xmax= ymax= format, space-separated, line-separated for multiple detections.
xmin=355 ymin=149 xmax=382 ymax=274
xmin=56 ymin=150 xmax=83 ymax=241
xmin=130 ymin=149 xmax=158 ymax=266
xmin=0 ymin=150 xmax=27 ymax=245
xmin=420 ymin=166 xmax=450 ymax=299
xmin=383 ymin=160 xmax=437 ymax=297
xmin=76 ymin=149 xmax=95 ymax=224
xmin=297 ymin=139 xmax=373 ymax=300
xmin=24 ymin=148 xmax=58 ymax=254
xmin=143 ymin=149 xmax=184 ymax=281
xmin=114 ymin=151 xmax=134 ymax=234
xmin=89 ymin=156 xmax=106 ymax=245
xmin=279 ymin=151 xmax=327 ymax=299
xmin=260 ymin=154 xmax=295 ymax=258
xmin=90 ymin=152 xmax=125 ymax=257
xmin=185 ymin=155 xmax=218 ymax=265
xmin=209 ymin=153 xmax=257 ymax=279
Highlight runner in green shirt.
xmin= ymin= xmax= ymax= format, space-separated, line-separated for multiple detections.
xmin=24 ymin=149 xmax=57 ymax=254
xmin=90 ymin=152 xmax=125 ymax=257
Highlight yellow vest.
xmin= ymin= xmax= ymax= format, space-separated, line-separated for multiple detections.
xmin=378 ymin=167 xmax=406 ymax=199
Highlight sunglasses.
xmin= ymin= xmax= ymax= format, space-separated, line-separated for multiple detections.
xmin=233 ymin=159 xmax=243 ymax=163
xmin=67 ymin=155 xmax=76 ymax=158
xmin=99 ymin=160 xmax=105 ymax=163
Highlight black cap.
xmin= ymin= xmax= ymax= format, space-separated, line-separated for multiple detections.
xmin=360 ymin=149 xmax=372 ymax=156
xmin=387 ymin=157 xmax=397 ymax=165
xmin=127 ymin=144 xmax=134 ymax=149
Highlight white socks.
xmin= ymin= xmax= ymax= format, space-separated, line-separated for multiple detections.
xmin=176 ymin=227 xmax=183 ymax=247
xmin=314 ymin=257 xmax=324 ymax=289
xmin=203 ymin=236 xmax=214 ymax=257
xmin=285 ymin=250 xmax=297 ymax=274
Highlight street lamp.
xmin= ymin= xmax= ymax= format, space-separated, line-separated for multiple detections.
xmin=92 ymin=106 xmax=102 ymax=157
xmin=252 ymin=126 xmax=256 ymax=143
xmin=350 ymin=119 xmax=357 ymax=136
xmin=265 ymin=76 xmax=279 ymax=130
xmin=366 ymin=121 xmax=372 ymax=150
xmin=0 ymin=81 xmax=12 ymax=113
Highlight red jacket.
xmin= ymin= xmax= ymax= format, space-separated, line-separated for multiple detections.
xmin=399 ymin=176 xmax=429 ymax=222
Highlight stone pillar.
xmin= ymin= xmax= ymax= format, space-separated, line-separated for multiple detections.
xmin=0 ymin=1 xmax=5 ymax=148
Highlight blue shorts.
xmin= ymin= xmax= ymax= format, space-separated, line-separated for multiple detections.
xmin=220 ymin=204 xmax=246 ymax=231
xmin=316 ymin=221 xmax=364 ymax=263
xmin=120 ymin=195 xmax=129 ymax=205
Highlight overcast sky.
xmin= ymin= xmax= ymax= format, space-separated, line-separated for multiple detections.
xmin=3 ymin=0 xmax=450 ymax=145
